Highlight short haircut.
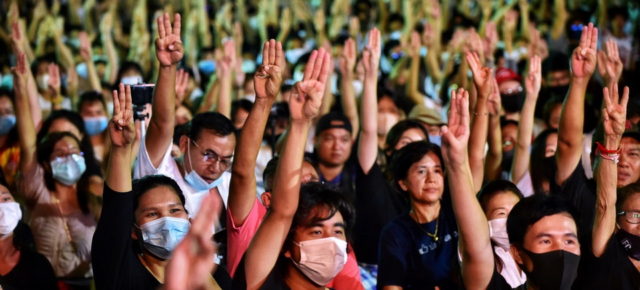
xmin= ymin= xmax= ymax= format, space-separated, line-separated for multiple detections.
xmin=507 ymin=194 xmax=578 ymax=247
xmin=477 ymin=179 xmax=524 ymax=212
xmin=78 ymin=91 xmax=107 ymax=113
xmin=616 ymin=183 xmax=640 ymax=214
xmin=132 ymin=175 xmax=186 ymax=219
xmin=187 ymin=112 xmax=235 ymax=140
xmin=263 ymin=153 xmax=316 ymax=192
xmin=390 ymin=141 xmax=444 ymax=190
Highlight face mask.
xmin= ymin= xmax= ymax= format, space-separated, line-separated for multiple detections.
xmin=352 ymin=80 xmax=363 ymax=96
xmin=76 ymin=62 xmax=88 ymax=79
xmin=67 ymin=37 xmax=81 ymax=49
xmin=0 ymin=74 xmax=13 ymax=91
xmin=292 ymin=237 xmax=348 ymax=286
xmin=488 ymin=218 xmax=510 ymax=250
xmin=520 ymin=249 xmax=580 ymax=290
xmin=37 ymin=74 xmax=50 ymax=91
xmin=51 ymin=154 xmax=87 ymax=186
xmin=617 ymin=229 xmax=640 ymax=260
xmin=285 ymin=48 xmax=308 ymax=64
xmin=198 ymin=60 xmax=216 ymax=75
xmin=242 ymin=59 xmax=257 ymax=73
xmin=0 ymin=202 xmax=21 ymax=235
xmin=184 ymin=143 xmax=224 ymax=191
xmin=0 ymin=115 xmax=16 ymax=135
xmin=84 ymin=116 xmax=109 ymax=136
xmin=548 ymin=85 xmax=569 ymax=97
xmin=377 ymin=113 xmax=399 ymax=136
xmin=428 ymin=134 xmax=442 ymax=146
xmin=121 ymin=75 xmax=143 ymax=85
xmin=138 ymin=216 xmax=190 ymax=260
xmin=500 ymin=92 xmax=525 ymax=113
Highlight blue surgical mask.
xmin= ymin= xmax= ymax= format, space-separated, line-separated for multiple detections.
xmin=76 ymin=62 xmax=88 ymax=79
xmin=184 ymin=143 xmax=224 ymax=191
xmin=428 ymin=134 xmax=442 ymax=146
xmin=138 ymin=216 xmax=190 ymax=260
xmin=198 ymin=60 xmax=216 ymax=75
xmin=121 ymin=75 xmax=142 ymax=85
xmin=51 ymin=154 xmax=87 ymax=185
xmin=0 ymin=74 xmax=13 ymax=91
xmin=83 ymin=116 xmax=109 ymax=136
xmin=0 ymin=115 xmax=16 ymax=135
xmin=242 ymin=59 xmax=257 ymax=73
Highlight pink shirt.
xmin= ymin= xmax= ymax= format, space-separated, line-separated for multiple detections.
xmin=226 ymin=198 xmax=363 ymax=289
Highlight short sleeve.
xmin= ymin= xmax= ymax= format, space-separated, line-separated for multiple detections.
xmin=226 ymin=198 xmax=267 ymax=277
xmin=133 ymin=134 xmax=175 ymax=179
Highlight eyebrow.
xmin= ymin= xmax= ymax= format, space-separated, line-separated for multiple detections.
xmin=534 ymin=232 xmax=578 ymax=239
xmin=305 ymin=222 xmax=346 ymax=229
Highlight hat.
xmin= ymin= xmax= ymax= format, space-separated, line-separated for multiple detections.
xmin=315 ymin=113 xmax=353 ymax=135
xmin=495 ymin=67 xmax=522 ymax=85
xmin=409 ymin=105 xmax=444 ymax=126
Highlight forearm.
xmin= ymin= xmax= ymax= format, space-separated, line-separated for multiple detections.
xmin=510 ymin=95 xmax=536 ymax=182
xmin=86 ymin=58 xmax=103 ymax=92
xmin=198 ymin=79 xmax=220 ymax=114
xmin=484 ymin=115 xmax=503 ymax=181
xmin=406 ymin=55 xmax=423 ymax=105
xmin=216 ymin=75 xmax=233 ymax=118
xmin=469 ymin=98 xmax=489 ymax=191
xmin=105 ymin=147 xmax=133 ymax=192
xmin=340 ymin=72 xmax=359 ymax=139
xmin=14 ymin=81 xmax=37 ymax=169
xmin=557 ymin=80 xmax=588 ymax=158
xmin=358 ymin=76 xmax=378 ymax=174
xmin=151 ymin=66 xmax=178 ymax=127
xmin=592 ymin=134 xmax=620 ymax=257
xmin=102 ymin=35 xmax=119 ymax=84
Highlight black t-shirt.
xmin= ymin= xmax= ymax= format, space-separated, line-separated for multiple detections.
xmin=486 ymin=267 xmax=526 ymax=290
xmin=92 ymin=185 xmax=161 ymax=290
xmin=353 ymin=162 xmax=409 ymax=264
xmin=0 ymin=248 xmax=57 ymax=290
xmin=232 ymin=255 xmax=335 ymax=290
xmin=377 ymin=203 xmax=461 ymax=289
xmin=583 ymin=234 xmax=640 ymax=290
xmin=552 ymin=162 xmax=596 ymax=243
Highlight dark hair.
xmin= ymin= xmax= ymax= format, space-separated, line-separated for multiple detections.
xmin=616 ymin=183 xmax=640 ymax=214
xmin=390 ymin=141 xmax=444 ymax=191
xmin=263 ymin=153 xmax=317 ymax=192
xmin=187 ymin=112 xmax=235 ymax=141
xmin=384 ymin=119 xmax=430 ymax=153
xmin=285 ymin=182 xmax=356 ymax=250
xmin=530 ymin=129 xmax=558 ymax=194
xmin=115 ymin=61 xmax=145 ymax=87
xmin=507 ymin=194 xmax=577 ymax=247
xmin=0 ymin=91 xmax=18 ymax=149
xmin=132 ymin=175 xmax=186 ymax=217
xmin=231 ymin=99 xmax=254 ymax=122
xmin=544 ymin=52 xmax=570 ymax=73
xmin=542 ymin=96 xmax=563 ymax=128
xmin=36 ymin=132 xmax=91 ymax=214
xmin=477 ymin=180 xmax=524 ymax=212
xmin=77 ymin=91 xmax=107 ymax=113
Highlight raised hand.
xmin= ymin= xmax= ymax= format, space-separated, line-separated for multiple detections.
xmin=48 ymin=63 xmax=61 ymax=95
xmin=441 ymin=88 xmax=471 ymax=166
xmin=487 ymin=77 xmax=502 ymax=116
xmin=217 ymin=40 xmax=236 ymax=77
xmin=483 ymin=22 xmax=498 ymax=58
xmin=525 ymin=55 xmax=542 ymax=98
xmin=597 ymin=39 xmax=623 ymax=85
xmin=10 ymin=22 xmax=22 ymax=52
xmin=408 ymin=31 xmax=421 ymax=57
xmin=155 ymin=13 xmax=184 ymax=67
xmin=11 ymin=52 xmax=28 ymax=91
xmin=175 ymin=69 xmax=189 ymax=103
xmin=165 ymin=191 xmax=220 ymax=290
xmin=570 ymin=23 xmax=598 ymax=80
xmin=254 ymin=39 xmax=285 ymax=101
xmin=362 ymin=28 xmax=381 ymax=79
xmin=79 ymin=31 xmax=92 ymax=62
xmin=109 ymin=84 xmax=136 ymax=147
xmin=339 ymin=38 xmax=356 ymax=76
xmin=290 ymin=49 xmax=331 ymax=121
xmin=466 ymin=51 xmax=493 ymax=98
xmin=602 ymin=84 xmax=629 ymax=137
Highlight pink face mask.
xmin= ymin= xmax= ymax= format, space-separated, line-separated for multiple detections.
xmin=292 ymin=237 xmax=348 ymax=286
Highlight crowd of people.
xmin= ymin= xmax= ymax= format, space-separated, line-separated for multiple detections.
xmin=0 ymin=0 xmax=640 ymax=289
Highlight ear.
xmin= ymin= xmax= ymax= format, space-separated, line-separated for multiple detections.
xmin=509 ymin=244 xmax=523 ymax=265
xmin=398 ymin=179 xmax=409 ymax=192
xmin=261 ymin=192 xmax=272 ymax=208
xmin=131 ymin=227 xmax=139 ymax=241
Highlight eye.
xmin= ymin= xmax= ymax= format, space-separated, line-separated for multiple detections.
xmin=170 ymin=208 xmax=183 ymax=214
xmin=334 ymin=228 xmax=345 ymax=236
xmin=539 ymin=239 xmax=551 ymax=245
xmin=145 ymin=211 xmax=159 ymax=218
xmin=310 ymin=230 xmax=322 ymax=236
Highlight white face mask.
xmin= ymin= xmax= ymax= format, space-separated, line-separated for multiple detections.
xmin=121 ymin=75 xmax=143 ymax=85
xmin=0 ymin=202 xmax=22 ymax=235
xmin=37 ymin=74 xmax=50 ymax=91
xmin=488 ymin=217 xmax=510 ymax=250
xmin=292 ymin=237 xmax=348 ymax=286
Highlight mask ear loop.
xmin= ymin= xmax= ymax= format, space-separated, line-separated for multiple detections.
xmin=187 ymin=138 xmax=197 ymax=175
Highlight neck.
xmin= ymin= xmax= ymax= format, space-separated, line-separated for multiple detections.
xmin=285 ymin=262 xmax=324 ymax=290
xmin=377 ymin=134 xmax=386 ymax=149
xmin=0 ymin=234 xmax=16 ymax=258
xmin=410 ymin=201 xmax=441 ymax=223
xmin=140 ymin=252 xmax=167 ymax=283
xmin=53 ymin=183 xmax=80 ymax=208
xmin=318 ymin=163 xmax=344 ymax=182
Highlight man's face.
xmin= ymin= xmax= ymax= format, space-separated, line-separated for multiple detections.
xmin=80 ymin=100 xmax=107 ymax=118
xmin=546 ymin=70 xmax=571 ymax=88
xmin=181 ymin=129 xmax=236 ymax=183
xmin=617 ymin=137 xmax=640 ymax=187
xmin=513 ymin=213 xmax=580 ymax=272
xmin=501 ymin=123 xmax=518 ymax=152
xmin=287 ymin=206 xmax=346 ymax=263
xmin=617 ymin=193 xmax=640 ymax=237
xmin=315 ymin=128 xmax=353 ymax=167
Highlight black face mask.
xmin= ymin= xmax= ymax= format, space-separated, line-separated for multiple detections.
xmin=521 ymin=249 xmax=580 ymax=290
xmin=501 ymin=92 xmax=525 ymax=113
xmin=617 ymin=229 xmax=640 ymax=260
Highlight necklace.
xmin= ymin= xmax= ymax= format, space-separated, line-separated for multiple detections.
xmin=410 ymin=211 xmax=439 ymax=242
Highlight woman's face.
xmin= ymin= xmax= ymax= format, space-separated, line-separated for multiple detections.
xmin=399 ymin=152 xmax=444 ymax=204
xmin=484 ymin=191 xmax=520 ymax=220
xmin=50 ymin=136 xmax=82 ymax=161
xmin=48 ymin=119 xmax=83 ymax=140
xmin=0 ymin=185 xmax=15 ymax=203
xmin=134 ymin=186 xmax=189 ymax=226
xmin=393 ymin=128 xmax=427 ymax=151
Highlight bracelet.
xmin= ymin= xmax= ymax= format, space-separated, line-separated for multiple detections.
xmin=595 ymin=142 xmax=621 ymax=155
xmin=599 ymin=152 xmax=620 ymax=163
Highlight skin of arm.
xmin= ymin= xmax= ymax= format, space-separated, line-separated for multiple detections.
xmin=357 ymin=28 xmax=381 ymax=175
xmin=105 ymin=84 xmax=136 ymax=193
xmin=228 ymin=40 xmax=282 ymax=225
xmin=550 ymin=0 xmax=569 ymax=40
xmin=13 ymin=53 xmax=38 ymax=174
xmin=484 ymin=91 xmax=503 ymax=182
xmin=442 ymin=88 xmax=495 ymax=289
xmin=406 ymin=31 xmax=425 ymax=106
xmin=244 ymin=49 xmax=330 ymax=290
xmin=510 ymin=55 xmax=541 ymax=184
xmin=79 ymin=31 xmax=102 ymax=92
xmin=466 ymin=51 xmax=492 ymax=192
xmin=216 ymin=40 xmax=235 ymax=119
xmin=100 ymin=9 xmax=120 ymax=85
xmin=556 ymin=23 xmax=598 ymax=185
xmin=339 ymin=38 xmax=360 ymax=140
xmin=592 ymin=84 xmax=628 ymax=257
xmin=145 ymin=13 xmax=183 ymax=168
xmin=10 ymin=22 xmax=42 ymax=127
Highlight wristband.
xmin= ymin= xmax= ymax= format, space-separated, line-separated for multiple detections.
xmin=599 ymin=152 xmax=620 ymax=163
xmin=595 ymin=142 xmax=621 ymax=155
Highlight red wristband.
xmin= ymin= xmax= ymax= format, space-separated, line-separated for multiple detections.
xmin=595 ymin=142 xmax=621 ymax=155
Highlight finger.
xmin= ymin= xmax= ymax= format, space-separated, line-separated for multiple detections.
xmin=157 ymin=14 xmax=166 ymax=38
xmin=318 ymin=53 xmax=332 ymax=85
xmin=465 ymin=52 xmax=478 ymax=73
xmin=125 ymin=85 xmax=133 ymax=123
xmin=276 ymin=41 xmax=284 ymax=68
xmin=173 ymin=13 xmax=181 ymax=36
xmin=112 ymin=89 xmax=121 ymax=115
xmin=460 ymin=89 xmax=470 ymax=132
xmin=164 ymin=12 xmax=172 ymax=35
xmin=612 ymin=83 xmax=619 ymax=105
xmin=312 ymin=49 xmax=327 ymax=81
xmin=261 ymin=41 xmax=269 ymax=66
xmin=269 ymin=39 xmax=276 ymax=65
xmin=448 ymin=89 xmax=459 ymax=126
xmin=621 ymin=86 xmax=630 ymax=110
xmin=578 ymin=24 xmax=587 ymax=48
xmin=590 ymin=25 xmax=598 ymax=50
xmin=611 ymin=40 xmax=619 ymax=60
xmin=303 ymin=50 xmax=318 ymax=81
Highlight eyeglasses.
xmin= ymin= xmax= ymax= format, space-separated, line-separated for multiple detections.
xmin=617 ymin=210 xmax=640 ymax=224
xmin=190 ymin=139 xmax=233 ymax=168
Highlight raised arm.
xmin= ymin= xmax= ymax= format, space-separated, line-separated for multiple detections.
xmin=484 ymin=88 xmax=503 ymax=181
xmin=406 ymin=31 xmax=424 ymax=106
xmin=229 ymin=39 xmax=283 ymax=225
xmin=597 ymin=40 xmax=623 ymax=87
xmin=442 ymin=88 xmax=495 ymax=288
xmin=105 ymin=84 xmax=136 ymax=192
xmin=216 ymin=40 xmax=236 ymax=119
xmin=556 ymin=23 xmax=597 ymax=185
xmin=510 ymin=55 xmax=541 ymax=184
xmin=339 ymin=38 xmax=360 ymax=139
xmin=145 ymin=13 xmax=183 ymax=167
xmin=244 ymin=49 xmax=330 ymax=289
xmin=13 ymin=53 xmax=38 ymax=174
xmin=10 ymin=22 xmax=41 ymax=128
xmin=466 ymin=51 xmax=492 ymax=192
xmin=592 ymin=84 xmax=628 ymax=257
xmin=357 ymin=28 xmax=381 ymax=175
xmin=78 ymin=31 xmax=102 ymax=92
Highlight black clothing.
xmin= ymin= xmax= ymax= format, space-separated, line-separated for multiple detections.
xmin=486 ymin=268 xmax=526 ymax=290
xmin=0 ymin=248 xmax=57 ymax=290
xmin=584 ymin=235 xmax=640 ymax=290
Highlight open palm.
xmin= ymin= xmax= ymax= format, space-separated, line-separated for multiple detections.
xmin=155 ymin=13 xmax=184 ymax=67
xmin=602 ymin=84 xmax=629 ymax=136
xmin=570 ymin=23 xmax=597 ymax=79
xmin=109 ymin=84 xmax=136 ymax=148
xmin=441 ymin=88 xmax=470 ymax=166
xmin=254 ymin=39 xmax=284 ymax=101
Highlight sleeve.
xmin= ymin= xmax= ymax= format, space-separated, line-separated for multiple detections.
xmin=32 ymin=251 xmax=58 ymax=290
xmin=91 ymin=184 xmax=135 ymax=289
xmin=377 ymin=222 xmax=410 ymax=287
xmin=551 ymin=162 xmax=595 ymax=240
xmin=226 ymin=198 xmax=267 ymax=277
xmin=133 ymin=133 xmax=174 ymax=179
xmin=16 ymin=164 xmax=46 ymax=203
